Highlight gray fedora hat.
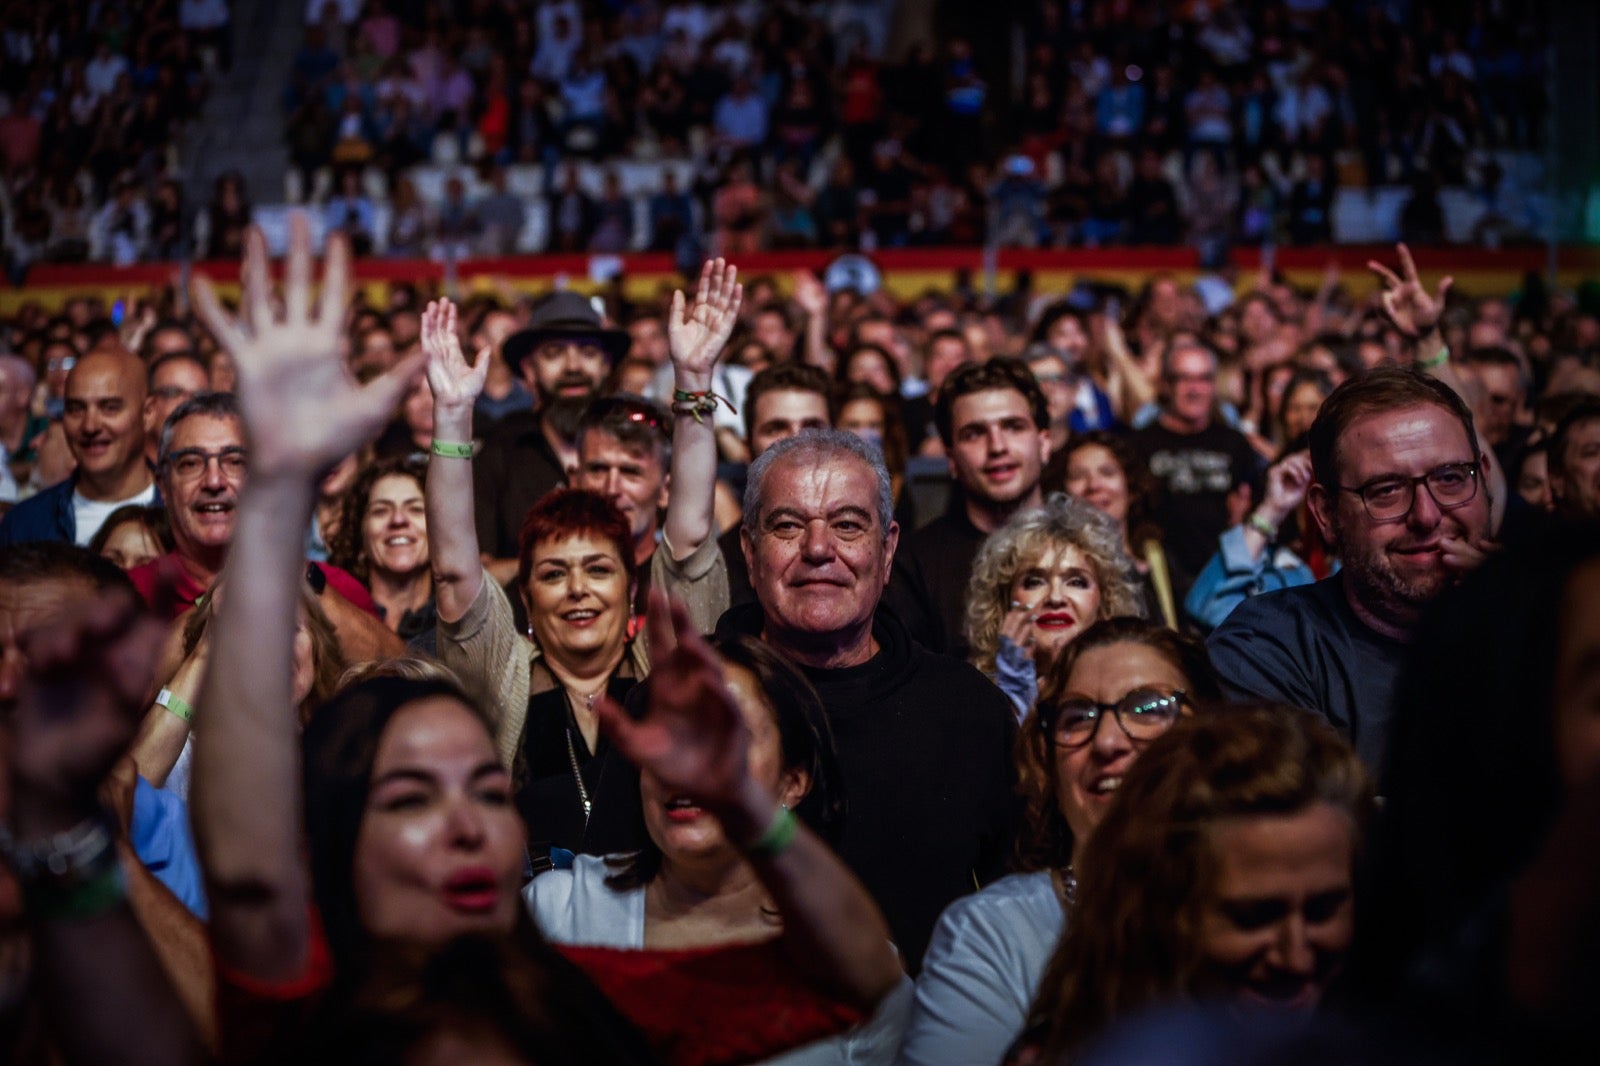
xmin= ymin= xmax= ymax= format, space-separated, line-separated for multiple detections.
xmin=502 ymin=291 xmax=630 ymax=376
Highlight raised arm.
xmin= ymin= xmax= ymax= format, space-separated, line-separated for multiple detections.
xmin=6 ymin=587 xmax=205 ymax=1066
xmin=793 ymin=270 xmax=835 ymax=373
xmin=1098 ymin=314 xmax=1156 ymax=422
xmin=420 ymin=298 xmax=490 ymax=624
xmin=189 ymin=216 xmax=422 ymax=982
xmin=599 ymin=593 xmax=903 ymax=1010
xmin=664 ymin=258 xmax=742 ymax=560
xmin=1368 ymin=243 xmax=1507 ymax=534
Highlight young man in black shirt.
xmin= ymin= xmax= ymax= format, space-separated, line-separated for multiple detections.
xmin=1128 ymin=338 xmax=1262 ymax=600
xmin=886 ymin=358 xmax=1051 ymax=656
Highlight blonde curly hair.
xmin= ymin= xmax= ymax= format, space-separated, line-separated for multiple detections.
xmin=964 ymin=492 xmax=1145 ymax=679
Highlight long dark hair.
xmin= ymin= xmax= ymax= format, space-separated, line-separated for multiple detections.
xmin=604 ymin=635 xmax=846 ymax=890
xmin=298 ymin=675 xmax=657 ymax=1063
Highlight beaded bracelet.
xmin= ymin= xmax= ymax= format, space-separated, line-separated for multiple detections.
xmin=671 ymin=388 xmax=734 ymax=424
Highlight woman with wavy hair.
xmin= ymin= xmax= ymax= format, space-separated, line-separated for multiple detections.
xmin=965 ymin=492 xmax=1145 ymax=717
xmin=1007 ymin=704 xmax=1373 ymax=1063
xmin=900 ymin=618 xmax=1219 ymax=1066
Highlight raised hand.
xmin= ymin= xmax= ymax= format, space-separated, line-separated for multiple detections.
xmin=420 ymin=298 xmax=489 ymax=414
xmin=1367 ymin=242 xmax=1453 ymax=340
xmin=190 ymin=214 xmax=423 ymax=481
xmin=8 ymin=588 xmax=167 ymax=829
xmin=792 ymin=269 xmax=828 ymax=318
xmin=597 ymin=591 xmax=750 ymax=813
xmin=1259 ymin=450 xmax=1314 ymax=526
xmin=669 ymin=257 xmax=742 ymax=390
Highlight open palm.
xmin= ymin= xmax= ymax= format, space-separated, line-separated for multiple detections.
xmin=669 ymin=257 xmax=742 ymax=387
xmin=421 ymin=297 xmax=489 ymax=412
xmin=191 ymin=214 xmax=422 ymax=479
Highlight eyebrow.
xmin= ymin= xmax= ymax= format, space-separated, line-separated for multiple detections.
xmin=535 ymin=552 xmax=618 ymax=566
xmin=371 ymin=762 xmax=508 ymax=788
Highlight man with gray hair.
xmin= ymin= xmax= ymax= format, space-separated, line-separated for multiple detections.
xmin=715 ymin=428 xmax=1019 ymax=972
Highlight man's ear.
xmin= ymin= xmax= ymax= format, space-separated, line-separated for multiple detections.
xmin=1307 ymin=483 xmax=1338 ymax=546
xmin=1037 ymin=428 xmax=1053 ymax=466
xmin=657 ymin=470 xmax=671 ymax=511
xmin=881 ymin=519 xmax=900 ymax=585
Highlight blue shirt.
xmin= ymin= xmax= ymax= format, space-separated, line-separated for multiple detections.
xmin=131 ymin=776 xmax=207 ymax=918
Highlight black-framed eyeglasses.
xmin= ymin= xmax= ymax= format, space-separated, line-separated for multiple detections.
xmin=163 ymin=446 xmax=247 ymax=481
xmin=1038 ymin=687 xmax=1188 ymax=748
xmin=1338 ymin=462 xmax=1479 ymax=522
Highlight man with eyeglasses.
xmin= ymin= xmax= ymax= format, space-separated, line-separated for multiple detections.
xmin=1127 ymin=338 xmax=1263 ymax=602
xmin=0 ymin=348 xmax=157 ymax=549
xmin=126 ymin=393 xmax=396 ymax=670
xmin=1208 ymin=367 xmax=1497 ymax=771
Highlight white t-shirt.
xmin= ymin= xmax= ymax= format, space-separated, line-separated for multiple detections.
xmin=73 ymin=482 xmax=157 ymax=546
xmin=527 ymin=854 xmax=913 ymax=1065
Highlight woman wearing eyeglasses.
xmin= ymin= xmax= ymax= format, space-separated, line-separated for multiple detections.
xmin=897 ymin=618 xmax=1221 ymax=1066
xmin=964 ymin=493 xmax=1147 ymax=720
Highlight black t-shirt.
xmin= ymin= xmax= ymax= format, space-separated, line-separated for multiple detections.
xmin=1206 ymin=573 xmax=1405 ymax=773
xmin=474 ymin=414 xmax=569 ymax=560
xmin=714 ymin=603 xmax=1020 ymax=973
xmin=884 ymin=508 xmax=987 ymax=658
xmin=1128 ymin=419 xmax=1262 ymax=596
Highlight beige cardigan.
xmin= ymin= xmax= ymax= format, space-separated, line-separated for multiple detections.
xmin=438 ymin=535 xmax=729 ymax=767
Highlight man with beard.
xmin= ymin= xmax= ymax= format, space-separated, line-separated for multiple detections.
xmin=1208 ymin=367 xmax=1497 ymax=771
xmin=886 ymin=358 xmax=1050 ymax=657
xmin=473 ymin=292 xmax=628 ymax=578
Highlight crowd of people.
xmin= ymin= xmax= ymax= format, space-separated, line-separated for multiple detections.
xmin=0 ymin=210 xmax=1599 ymax=1064
xmin=0 ymin=0 xmax=230 ymax=276
xmin=1 ymin=0 xmax=1551 ymax=271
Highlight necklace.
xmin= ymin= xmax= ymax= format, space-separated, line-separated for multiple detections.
xmin=563 ymin=687 xmax=602 ymax=825
xmin=1052 ymin=865 xmax=1079 ymax=910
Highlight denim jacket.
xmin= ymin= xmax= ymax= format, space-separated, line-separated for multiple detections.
xmin=1184 ymin=524 xmax=1324 ymax=631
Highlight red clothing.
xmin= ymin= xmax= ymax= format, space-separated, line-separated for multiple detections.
xmin=559 ymin=941 xmax=864 ymax=1066
xmin=129 ymin=551 xmax=379 ymax=619
xmin=215 ymin=914 xmax=861 ymax=1066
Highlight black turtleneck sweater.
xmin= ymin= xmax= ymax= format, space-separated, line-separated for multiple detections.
xmin=715 ymin=601 xmax=1020 ymax=972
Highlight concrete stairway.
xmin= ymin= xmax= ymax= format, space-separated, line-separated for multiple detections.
xmin=175 ymin=0 xmax=304 ymax=221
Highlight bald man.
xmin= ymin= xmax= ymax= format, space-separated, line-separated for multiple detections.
xmin=0 ymin=347 xmax=158 ymax=548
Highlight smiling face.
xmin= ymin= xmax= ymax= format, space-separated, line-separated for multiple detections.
xmin=743 ymin=452 xmax=897 ymax=657
xmin=362 ymin=473 xmax=429 ymax=580
xmin=640 ymin=662 xmax=808 ymax=869
xmin=1308 ymin=403 xmax=1490 ymax=629
xmin=352 ymin=696 xmax=525 ymax=948
xmin=1195 ymin=803 xmax=1356 ymax=1015
xmin=524 ymin=532 xmax=631 ymax=663
xmin=162 ymin=413 xmax=246 ymax=564
xmin=1063 ymin=443 xmax=1130 ymax=530
xmin=1053 ymin=640 xmax=1191 ymax=850
xmin=62 ymin=352 xmax=146 ymax=492
xmin=1009 ymin=543 xmax=1102 ymax=670
xmin=1164 ymin=345 xmax=1218 ymax=430
xmin=946 ymin=388 xmax=1050 ymax=508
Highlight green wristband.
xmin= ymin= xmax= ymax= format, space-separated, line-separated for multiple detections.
xmin=25 ymin=860 xmax=127 ymax=922
xmin=1419 ymin=347 xmax=1450 ymax=369
xmin=431 ymin=439 xmax=475 ymax=459
xmin=746 ymin=805 xmax=798 ymax=860
xmin=155 ymin=687 xmax=193 ymax=723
